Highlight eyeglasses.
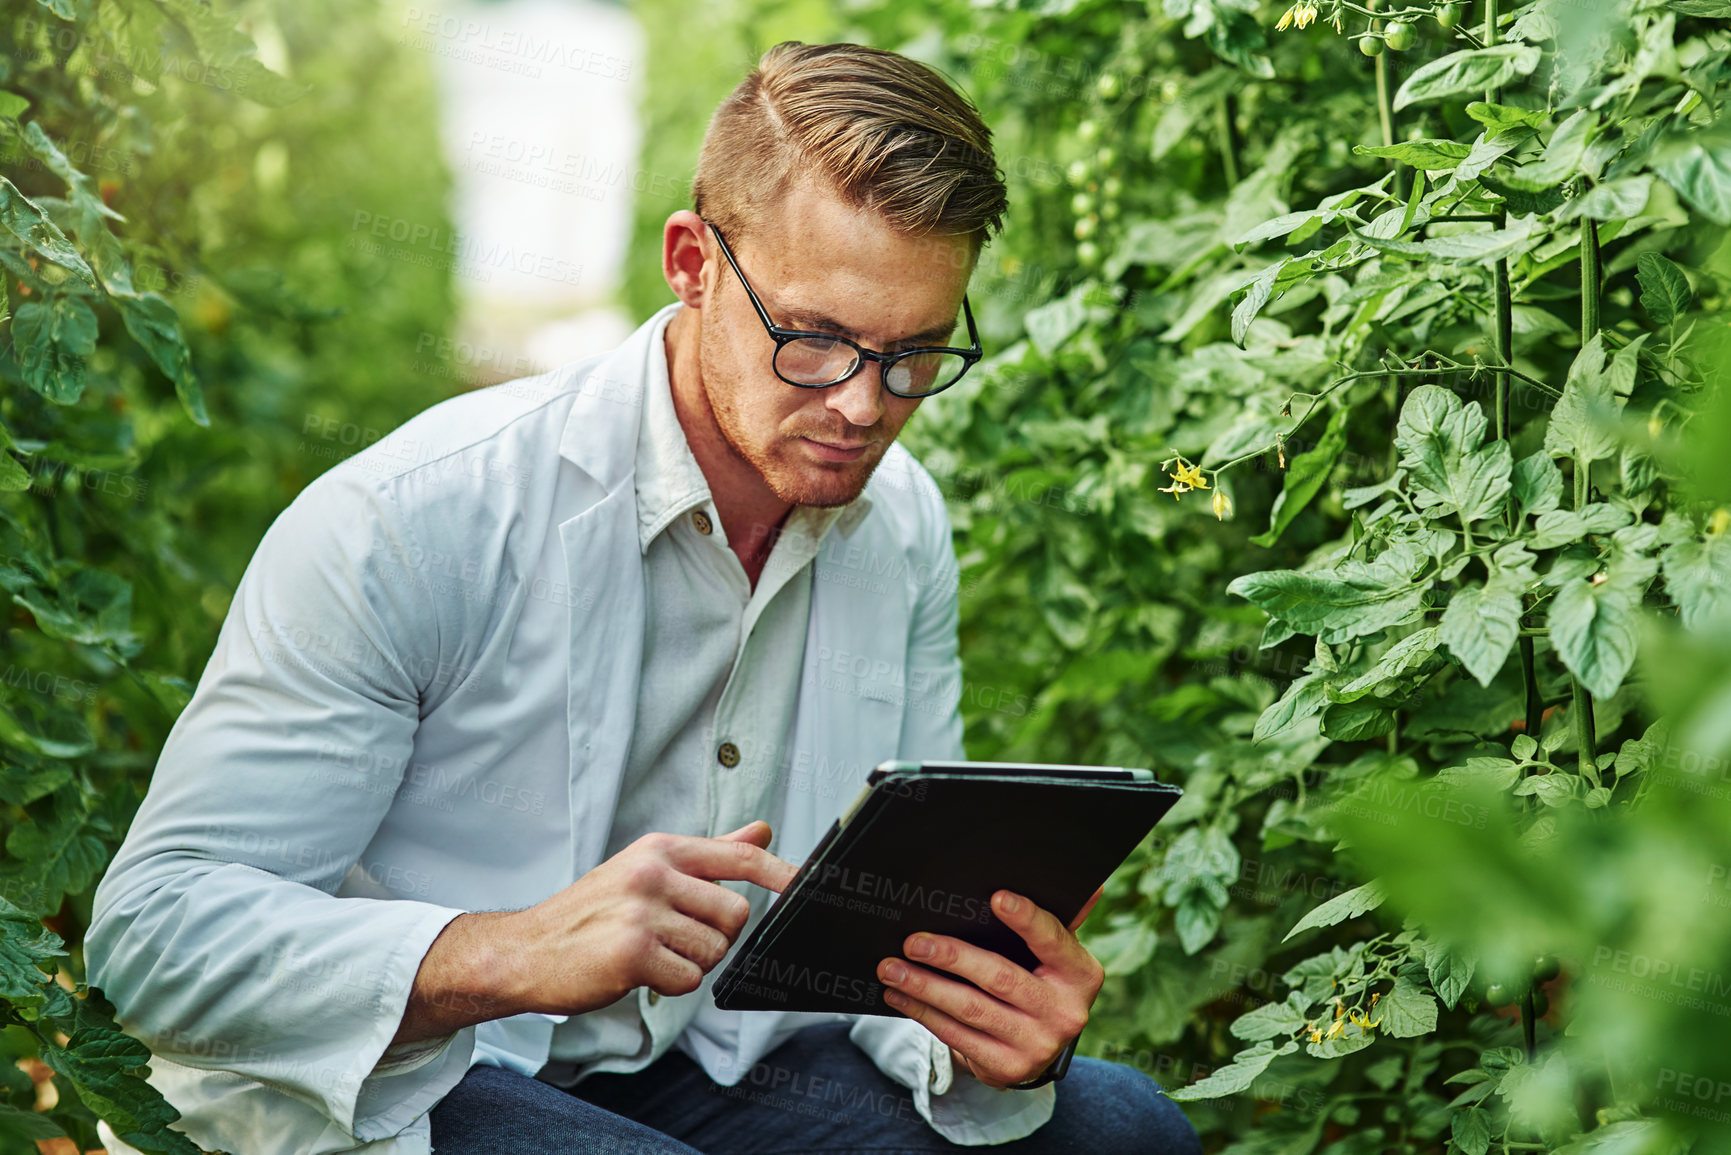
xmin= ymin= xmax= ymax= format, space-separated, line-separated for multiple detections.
xmin=702 ymin=219 xmax=982 ymax=399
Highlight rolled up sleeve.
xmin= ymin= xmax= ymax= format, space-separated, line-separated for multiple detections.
xmin=86 ymin=462 xmax=477 ymax=1142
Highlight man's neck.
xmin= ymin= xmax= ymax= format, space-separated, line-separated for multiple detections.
xmin=663 ymin=308 xmax=792 ymax=590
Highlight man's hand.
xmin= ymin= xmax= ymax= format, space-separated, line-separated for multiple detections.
xmin=875 ymin=886 xmax=1105 ymax=1090
xmin=393 ymin=821 xmax=795 ymax=1046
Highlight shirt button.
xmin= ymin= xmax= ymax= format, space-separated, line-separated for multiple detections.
xmin=717 ymin=742 xmax=741 ymax=768
xmin=692 ymin=510 xmax=713 ymax=535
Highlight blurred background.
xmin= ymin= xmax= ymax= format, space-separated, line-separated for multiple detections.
xmin=1 ymin=0 xmax=1728 ymax=1152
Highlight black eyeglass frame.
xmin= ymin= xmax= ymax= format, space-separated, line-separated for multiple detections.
xmin=701 ymin=218 xmax=982 ymax=399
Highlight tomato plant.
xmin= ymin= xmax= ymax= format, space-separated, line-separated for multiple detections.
xmin=635 ymin=0 xmax=1731 ymax=1150
xmin=0 ymin=0 xmax=457 ymax=1149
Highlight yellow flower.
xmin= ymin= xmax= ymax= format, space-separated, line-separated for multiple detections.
xmin=1276 ymin=5 xmax=1297 ymax=29
xmin=1325 ymin=1018 xmax=1346 ymax=1039
xmin=1276 ymin=1 xmax=1318 ymax=28
xmin=1158 ymin=455 xmax=1211 ymax=501
xmin=1710 ymin=508 xmax=1730 ymax=537
xmin=1296 ymin=2 xmax=1318 ymax=27
xmin=1212 ymin=488 xmax=1234 ymax=521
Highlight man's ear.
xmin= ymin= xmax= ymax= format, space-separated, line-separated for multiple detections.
xmin=663 ymin=211 xmax=710 ymax=308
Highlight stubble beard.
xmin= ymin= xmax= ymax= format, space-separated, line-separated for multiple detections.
xmin=698 ymin=313 xmax=884 ymax=510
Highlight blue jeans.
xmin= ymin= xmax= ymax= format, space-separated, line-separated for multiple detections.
xmin=428 ymin=1023 xmax=1199 ymax=1154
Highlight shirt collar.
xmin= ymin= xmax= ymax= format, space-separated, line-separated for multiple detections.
xmin=634 ymin=311 xmax=873 ymax=554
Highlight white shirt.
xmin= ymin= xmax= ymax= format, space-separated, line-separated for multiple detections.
xmin=86 ymin=304 xmax=1055 ymax=1155
xmin=540 ymin=310 xmax=868 ymax=1080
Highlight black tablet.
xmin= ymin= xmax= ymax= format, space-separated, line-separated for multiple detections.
xmin=711 ymin=759 xmax=1182 ymax=1014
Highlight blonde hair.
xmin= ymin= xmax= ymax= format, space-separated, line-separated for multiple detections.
xmin=692 ymin=41 xmax=1007 ymax=249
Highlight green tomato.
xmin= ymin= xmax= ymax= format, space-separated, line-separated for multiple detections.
xmin=1100 ymin=199 xmax=1120 ymax=221
xmin=1484 ymin=982 xmax=1520 ymax=1007
xmin=1533 ymin=954 xmax=1561 ymax=982
xmin=1073 ymin=214 xmax=1098 ymax=241
xmin=1384 ymin=20 xmax=1417 ymax=50
xmin=1076 ymin=240 xmax=1101 ymax=268
xmin=1066 ymin=159 xmax=1091 ymax=186
xmin=1359 ymin=34 xmax=1384 ymax=56
xmin=1071 ymin=191 xmax=1095 ymax=216
xmin=1078 ymin=118 xmax=1101 ymax=145
xmin=1436 ymin=2 xmax=1464 ymax=27
xmin=1095 ymin=145 xmax=1117 ymax=169
xmin=1102 ymin=175 xmax=1123 ymax=199
xmin=1096 ymin=72 xmax=1121 ymax=100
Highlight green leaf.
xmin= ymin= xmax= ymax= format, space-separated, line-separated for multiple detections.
xmin=1423 ymin=939 xmax=1477 ymax=1009
xmin=1514 ymin=772 xmax=1586 ymax=805
xmin=1477 ymin=174 xmax=1567 ymax=215
xmin=1174 ymin=890 xmax=1222 ymax=955
xmin=1512 ymin=452 xmax=1564 ymax=520
xmin=1453 ymin=1106 xmax=1493 ymax=1155
xmin=0 ymin=177 xmax=97 ymax=287
xmin=1544 ymin=335 xmax=1625 ymax=463
xmin=1395 ymin=385 xmax=1512 ymax=523
xmin=0 ymin=452 xmax=28 ymax=491
xmin=1357 ymin=215 xmax=1541 ymax=267
xmin=1441 ymin=584 xmax=1522 ymax=686
xmin=1024 ymin=291 xmax=1087 ymax=356
xmin=1230 ymin=995 xmax=1310 ymax=1041
xmin=1355 ymin=139 xmax=1473 ymax=170
xmin=1283 ymin=881 xmax=1387 ymax=942
xmin=1661 ymin=533 xmax=1731 ymax=628
xmin=1321 ymin=699 xmax=1396 ymax=741
xmin=1393 ymin=45 xmax=1543 ymax=111
xmin=0 ymin=1102 xmax=67 ymax=1141
xmin=1555 ymin=176 xmax=1651 ymax=222
xmin=1331 ymin=627 xmax=1443 ymax=702
xmin=40 ymin=1026 xmax=200 ymax=1149
xmin=1636 ymin=252 xmax=1692 ymax=323
xmin=115 ymin=294 xmax=208 ymax=426
xmin=1254 ymin=672 xmax=1328 ymax=743
xmin=1169 ymin=1040 xmax=1298 ymax=1100
xmin=1253 ymin=405 xmax=1348 ymax=547
xmin=1500 ymin=110 xmax=1598 ymax=193
xmin=1307 ymin=1024 xmax=1377 ymax=1058
xmin=1228 ymin=547 xmax=1428 ymax=645
xmin=1528 ymin=503 xmax=1633 ymax=550
xmin=0 ymin=92 xmax=30 ymax=121
xmin=1549 ymin=576 xmax=1641 ymax=700
xmin=1087 ymin=918 xmax=1159 ymax=976
xmin=1231 ymin=259 xmax=1284 ymax=345
xmin=9 ymin=300 xmax=88 ymax=404
xmin=1466 ymin=102 xmax=1548 ymax=139
xmin=4 ymin=789 xmax=107 ymax=915
xmin=0 ymin=894 xmax=64 ymax=1004
xmin=1650 ymin=129 xmax=1731 ymax=226
xmin=1379 ymin=974 xmax=1439 ymax=1037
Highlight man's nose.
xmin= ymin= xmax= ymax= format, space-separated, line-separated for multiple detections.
xmin=825 ymin=360 xmax=886 ymax=428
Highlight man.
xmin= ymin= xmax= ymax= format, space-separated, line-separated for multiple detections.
xmin=87 ymin=41 xmax=1198 ymax=1155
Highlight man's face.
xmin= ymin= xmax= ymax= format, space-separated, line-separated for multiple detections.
xmin=695 ymin=183 xmax=975 ymax=509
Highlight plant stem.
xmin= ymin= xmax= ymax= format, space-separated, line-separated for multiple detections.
xmin=1569 ymin=218 xmax=1602 ymax=781
xmin=1483 ymin=0 xmax=1500 ymax=92
xmin=1371 ymin=0 xmax=1404 ymax=201
xmin=1580 ymin=219 xmax=1602 ymax=342
xmin=1521 ymin=991 xmax=1537 ymax=1061
xmin=1520 ymin=633 xmax=1543 ymax=739
xmin=1573 ymin=678 xmax=1598 ymax=780
xmin=1215 ymin=94 xmax=1240 ymax=188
